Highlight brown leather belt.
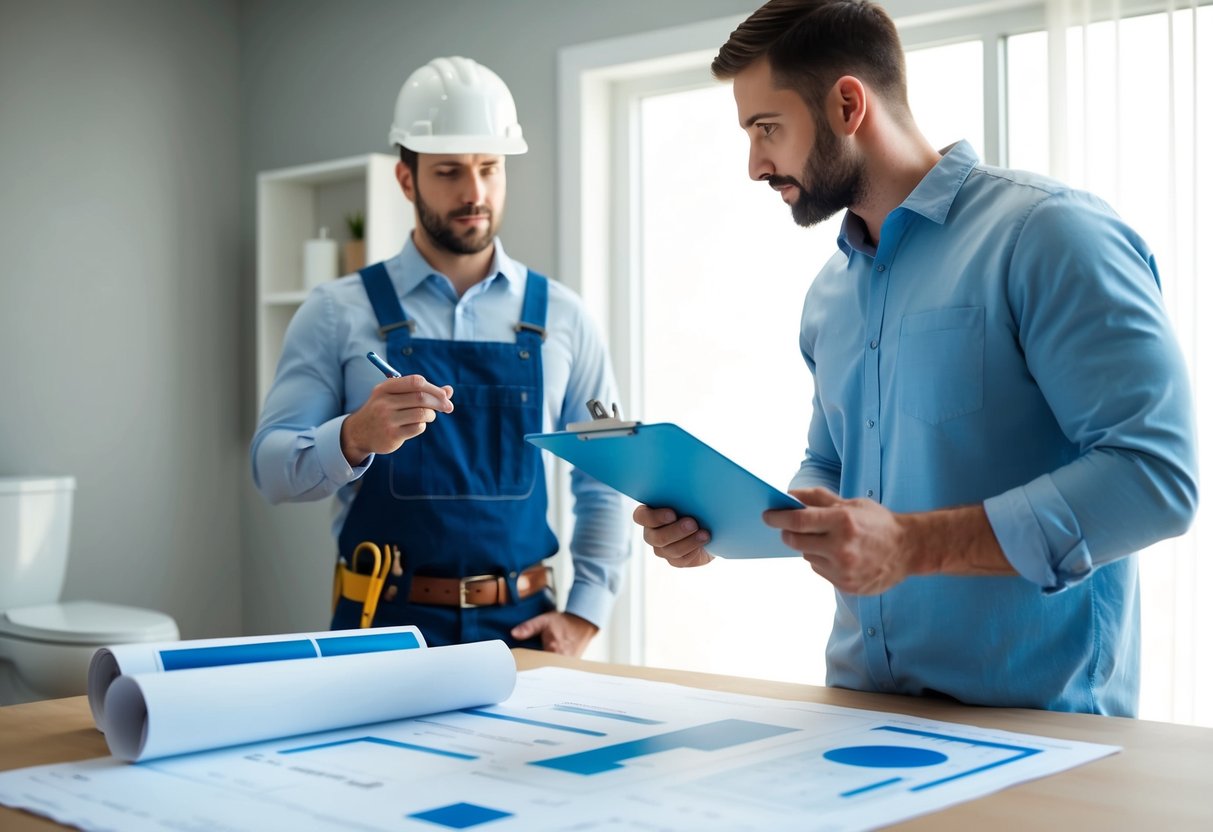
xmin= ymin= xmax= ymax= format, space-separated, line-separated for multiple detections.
xmin=407 ymin=563 xmax=551 ymax=608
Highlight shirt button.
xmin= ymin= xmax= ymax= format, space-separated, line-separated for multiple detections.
xmin=869 ymin=339 xmax=879 ymax=349
xmin=866 ymin=489 xmax=874 ymax=497
xmin=866 ymin=627 xmax=876 ymax=637
xmin=866 ymin=419 xmax=875 ymax=428
xmin=876 ymin=264 xmax=886 ymax=272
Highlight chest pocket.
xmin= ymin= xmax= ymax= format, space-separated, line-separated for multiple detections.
xmin=894 ymin=306 xmax=985 ymax=425
xmin=388 ymin=383 xmax=541 ymax=499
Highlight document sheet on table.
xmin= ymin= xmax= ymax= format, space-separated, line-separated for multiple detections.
xmin=0 ymin=666 xmax=1117 ymax=832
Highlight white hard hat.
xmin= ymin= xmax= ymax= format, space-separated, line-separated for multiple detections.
xmin=389 ymin=56 xmax=527 ymax=155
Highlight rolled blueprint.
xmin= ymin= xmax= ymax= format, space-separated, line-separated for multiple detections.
xmin=102 ymin=638 xmax=516 ymax=762
xmin=87 ymin=625 xmax=426 ymax=732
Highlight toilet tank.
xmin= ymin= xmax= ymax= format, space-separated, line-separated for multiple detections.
xmin=0 ymin=476 xmax=75 ymax=610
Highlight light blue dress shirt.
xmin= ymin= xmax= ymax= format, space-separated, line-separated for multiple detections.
xmin=793 ymin=141 xmax=1198 ymax=715
xmin=251 ymin=238 xmax=628 ymax=628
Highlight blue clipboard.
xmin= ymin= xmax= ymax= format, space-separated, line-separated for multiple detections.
xmin=525 ymin=406 xmax=802 ymax=559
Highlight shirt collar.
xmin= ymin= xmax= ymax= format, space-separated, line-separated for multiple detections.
xmin=836 ymin=139 xmax=980 ymax=256
xmin=385 ymin=234 xmax=525 ymax=298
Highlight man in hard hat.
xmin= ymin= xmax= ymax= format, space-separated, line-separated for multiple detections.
xmin=252 ymin=57 xmax=627 ymax=655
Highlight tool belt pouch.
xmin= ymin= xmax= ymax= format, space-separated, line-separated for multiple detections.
xmin=333 ymin=563 xmax=378 ymax=606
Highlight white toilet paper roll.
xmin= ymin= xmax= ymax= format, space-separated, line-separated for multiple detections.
xmin=303 ymin=228 xmax=339 ymax=290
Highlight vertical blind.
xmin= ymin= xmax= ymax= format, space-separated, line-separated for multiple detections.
xmin=1043 ymin=0 xmax=1210 ymax=725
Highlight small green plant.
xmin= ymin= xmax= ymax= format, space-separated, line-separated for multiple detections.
xmin=345 ymin=211 xmax=365 ymax=240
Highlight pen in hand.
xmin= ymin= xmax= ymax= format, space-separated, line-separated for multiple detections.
xmin=366 ymin=351 xmax=402 ymax=379
xmin=366 ymin=350 xmax=455 ymax=414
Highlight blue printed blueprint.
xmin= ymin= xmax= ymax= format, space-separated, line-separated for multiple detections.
xmin=0 ymin=667 xmax=1117 ymax=831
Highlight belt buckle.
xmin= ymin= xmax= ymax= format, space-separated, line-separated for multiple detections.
xmin=458 ymin=574 xmax=498 ymax=608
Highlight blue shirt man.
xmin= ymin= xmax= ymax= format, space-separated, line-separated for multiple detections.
xmin=793 ymin=140 xmax=1195 ymax=714
xmin=634 ymin=0 xmax=1197 ymax=714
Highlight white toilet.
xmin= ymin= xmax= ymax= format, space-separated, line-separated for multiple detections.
xmin=0 ymin=476 xmax=180 ymax=705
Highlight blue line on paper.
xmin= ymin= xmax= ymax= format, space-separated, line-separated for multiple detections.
xmin=553 ymin=705 xmax=663 ymax=725
xmin=459 ymin=708 xmax=607 ymax=737
xmin=840 ymin=777 xmax=904 ymax=798
xmin=408 ymin=802 xmax=512 ymax=829
xmin=316 ymin=630 xmax=421 ymax=656
xmin=875 ymin=725 xmax=1042 ymax=754
xmin=278 ymin=736 xmax=477 ymax=760
xmin=531 ymin=719 xmax=797 ymax=776
xmin=160 ymin=640 xmax=316 ymax=671
xmin=865 ymin=726 xmax=1042 ymax=791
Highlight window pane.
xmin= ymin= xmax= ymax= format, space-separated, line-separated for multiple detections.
xmin=638 ymin=83 xmax=836 ymax=685
xmin=905 ymin=40 xmax=984 ymax=156
xmin=1006 ymin=6 xmax=1213 ymax=726
xmin=1006 ymin=30 xmax=1049 ymax=173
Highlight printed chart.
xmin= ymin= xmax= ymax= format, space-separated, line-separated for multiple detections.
xmin=0 ymin=667 xmax=1117 ymax=831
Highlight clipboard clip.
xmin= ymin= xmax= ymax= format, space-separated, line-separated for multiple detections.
xmin=567 ymin=399 xmax=640 ymax=439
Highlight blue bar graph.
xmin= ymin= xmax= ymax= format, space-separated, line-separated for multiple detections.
xmin=532 ymin=719 xmax=798 ymax=775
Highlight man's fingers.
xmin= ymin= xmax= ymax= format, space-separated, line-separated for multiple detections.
xmin=633 ymin=505 xmax=677 ymax=528
xmin=788 ymin=487 xmax=843 ymax=507
xmin=380 ymin=375 xmax=454 ymax=411
xmin=511 ymin=613 xmax=548 ymax=640
xmin=663 ymin=549 xmax=713 ymax=568
xmin=391 ymin=406 xmax=439 ymax=426
xmin=632 ymin=506 xmax=706 ymax=547
xmin=644 ymin=517 xmax=708 ymax=550
xmin=763 ymin=504 xmax=841 ymax=534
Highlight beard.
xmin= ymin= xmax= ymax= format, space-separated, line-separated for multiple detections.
xmin=415 ymin=182 xmax=499 ymax=255
xmin=768 ymin=119 xmax=867 ymax=228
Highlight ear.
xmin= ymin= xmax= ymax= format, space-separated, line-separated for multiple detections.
xmin=396 ymin=161 xmax=416 ymax=204
xmin=826 ymin=75 xmax=867 ymax=138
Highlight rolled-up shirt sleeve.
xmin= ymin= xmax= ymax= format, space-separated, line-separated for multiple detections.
xmin=251 ymin=288 xmax=371 ymax=504
xmin=984 ymin=192 xmax=1198 ymax=592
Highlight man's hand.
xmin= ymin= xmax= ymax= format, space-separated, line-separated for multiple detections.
xmin=763 ymin=488 xmax=913 ymax=594
xmin=511 ymin=611 xmax=599 ymax=656
xmin=632 ymin=505 xmax=714 ymax=568
xmin=764 ymin=487 xmax=1011 ymax=594
xmin=340 ymin=375 xmax=454 ymax=465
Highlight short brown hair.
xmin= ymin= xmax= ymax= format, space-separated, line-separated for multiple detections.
xmin=713 ymin=0 xmax=909 ymax=118
xmin=399 ymin=146 xmax=419 ymax=174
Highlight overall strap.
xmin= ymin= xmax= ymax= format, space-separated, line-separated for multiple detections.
xmin=514 ymin=269 xmax=548 ymax=347
xmin=359 ymin=262 xmax=414 ymax=341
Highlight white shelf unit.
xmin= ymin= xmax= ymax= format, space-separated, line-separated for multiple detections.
xmin=256 ymin=153 xmax=413 ymax=408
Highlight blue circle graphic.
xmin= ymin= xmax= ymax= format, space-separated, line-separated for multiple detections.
xmin=823 ymin=745 xmax=948 ymax=768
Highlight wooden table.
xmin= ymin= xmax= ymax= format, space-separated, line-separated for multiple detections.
xmin=2 ymin=649 xmax=1211 ymax=830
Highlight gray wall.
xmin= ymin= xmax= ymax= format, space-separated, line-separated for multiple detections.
xmin=0 ymin=1 xmax=243 ymax=637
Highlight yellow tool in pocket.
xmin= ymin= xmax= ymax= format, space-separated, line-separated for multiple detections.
xmin=332 ymin=542 xmax=392 ymax=628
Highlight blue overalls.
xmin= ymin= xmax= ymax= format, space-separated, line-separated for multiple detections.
xmin=331 ymin=262 xmax=559 ymax=647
